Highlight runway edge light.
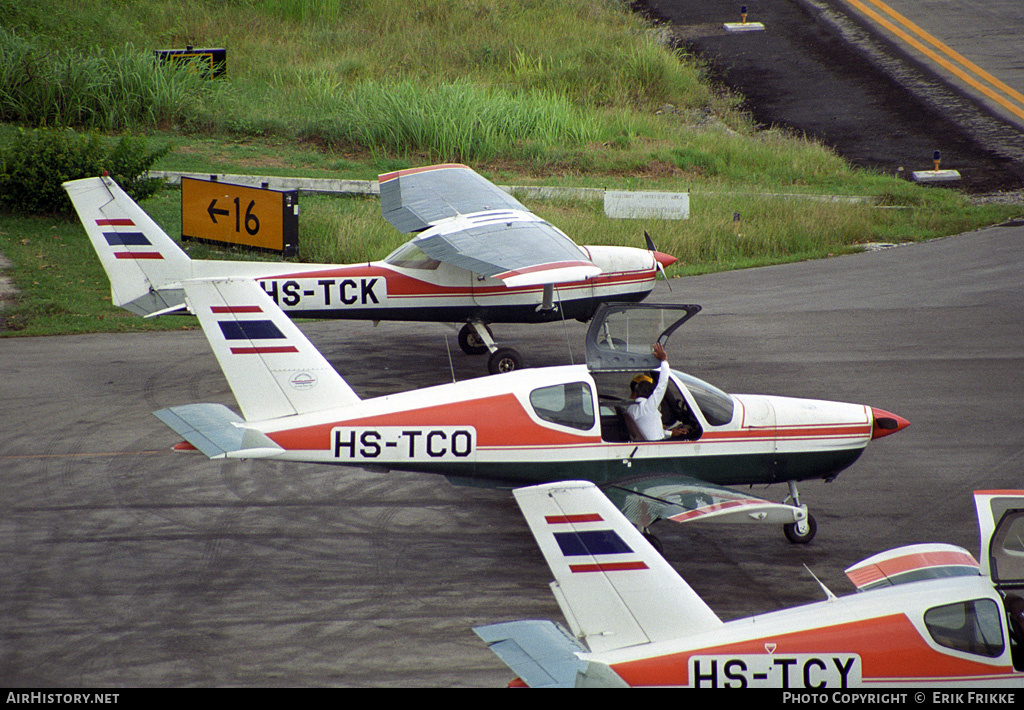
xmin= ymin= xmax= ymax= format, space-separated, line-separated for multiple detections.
xmin=725 ymin=5 xmax=765 ymax=32
xmin=913 ymin=149 xmax=961 ymax=182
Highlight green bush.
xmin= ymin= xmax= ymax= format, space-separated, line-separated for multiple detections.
xmin=0 ymin=127 xmax=170 ymax=215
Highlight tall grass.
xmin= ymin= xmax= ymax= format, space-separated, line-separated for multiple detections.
xmin=0 ymin=26 xmax=218 ymax=130
xmin=301 ymin=80 xmax=602 ymax=161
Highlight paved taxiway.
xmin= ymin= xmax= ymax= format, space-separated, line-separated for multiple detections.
xmin=2 ymin=221 xmax=1023 ymax=687
xmin=643 ymin=0 xmax=1024 ymax=190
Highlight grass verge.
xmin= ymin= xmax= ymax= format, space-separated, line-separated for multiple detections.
xmin=0 ymin=1 xmax=1021 ymax=335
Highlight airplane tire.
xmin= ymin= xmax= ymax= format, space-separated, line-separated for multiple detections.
xmin=488 ymin=348 xmax=523 ymax=374
xmin=783 ymin=514 xmax=817 ymax=544
xmin=458 ymin=323 xmax=491 ymax=355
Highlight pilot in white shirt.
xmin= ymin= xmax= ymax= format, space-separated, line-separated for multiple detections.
xmin=627 ymin=343 xmax=693 ymax=441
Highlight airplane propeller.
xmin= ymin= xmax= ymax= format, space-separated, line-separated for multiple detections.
xmin=645 ymin=231 xmax=675 ymax=291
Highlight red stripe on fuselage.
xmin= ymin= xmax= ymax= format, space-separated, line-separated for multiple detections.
xmin=612 ymin=614 xmax=1012 ymax=686
xmin=96 ymin=218 xmax=135 ymax=226
xmin=257 ymin=264 xmax=655 ymax=300
xmin=699 ymin=423 xmax=872 ymax=443
xmin=267 ymin=393 xmax=600 ymax=451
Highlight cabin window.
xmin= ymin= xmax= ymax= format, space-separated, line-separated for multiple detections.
xmin=924 ymin=599 xmax=1004 ymax=658
xmin=529 ymin=382 xmax=595 ymax=431
xmin=384 ymin=243 xmax=441 ymax=270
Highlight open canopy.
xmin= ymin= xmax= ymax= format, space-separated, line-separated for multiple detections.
xmin=584 ymin=302 xmax=702 ymax=372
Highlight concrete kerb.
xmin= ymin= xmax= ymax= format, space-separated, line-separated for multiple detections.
xmin=147 ymin=170 xmax=877 ymax=205
xmin=0 ymin=253 xmax=16 ymax=325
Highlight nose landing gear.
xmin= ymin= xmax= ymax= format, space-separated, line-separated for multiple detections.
xmin=782 ymin=480 xmax=817 ymax=544
xmin=459 ymin=322 xmax=524 ymax=374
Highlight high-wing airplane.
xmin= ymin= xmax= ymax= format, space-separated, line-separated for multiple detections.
xmin=62 ymin=164 xmax=676 ymax=373
xmin=152 ymin=278 xmax=908 ymax=544
xmin=476 ymin=483 xmax=1024 ymax=688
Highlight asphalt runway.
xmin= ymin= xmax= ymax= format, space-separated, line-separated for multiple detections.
xmin=2 ymin=221 xmax=1023 ymax=687
xmin=836 ymin=0 xmax=1024 ymax=131
xmin=641 ymin=0 xmax=1024 ymax=192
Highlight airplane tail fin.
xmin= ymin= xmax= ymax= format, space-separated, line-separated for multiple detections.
xmin=509 ymin=481 xmax=722 ymax=654
xmin=63 ymin=176 xmax=191 ymax=316
xmin=183 ymin=278 xmax=360 ymax=422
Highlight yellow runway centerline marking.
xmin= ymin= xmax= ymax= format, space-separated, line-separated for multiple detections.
xmin=843 ymin=0 xmax=1024 ymax=122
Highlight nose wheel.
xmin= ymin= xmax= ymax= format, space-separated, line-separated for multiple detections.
xmin=783 ymin=514 xmax=817 ymax=544
xmin=459 ymin=322 xmax=524 ymax=374
xmin=782 ymin=480 xmax=817 ymax=544
xmin=488 ymin=347 xmax=523 ymax=374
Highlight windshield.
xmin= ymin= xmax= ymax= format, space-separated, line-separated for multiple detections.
xmin=672 ymin=370 xmax=735 ymax=426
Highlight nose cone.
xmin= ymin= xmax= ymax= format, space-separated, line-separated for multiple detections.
xmin=871 ymin=408 xmax=910 ymax=439
xmin=653 ymin=251 xmax=677 ymax=268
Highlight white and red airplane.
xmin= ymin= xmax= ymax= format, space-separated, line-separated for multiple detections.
xmin=476 ymin=482 xmax=1024 ymax=688
xmin=152 ymin=277 xmax=908 ymax=544
xmin=63 ymin=164 xmax=676 ymax=373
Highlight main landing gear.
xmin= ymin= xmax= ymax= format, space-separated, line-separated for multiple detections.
xmin=458 ymin=322 xmax=524 ymax=374
xmin=782 ymin=480 xmax=817 ymax=544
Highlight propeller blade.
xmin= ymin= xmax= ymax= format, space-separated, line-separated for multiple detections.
xmin=657 ymin=260 xmax=672 ymax=291
xmin=645 ymin=231 xmax=672 ymax=291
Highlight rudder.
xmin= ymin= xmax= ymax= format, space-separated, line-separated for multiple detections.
xmin=63 ymin=176 xmax=191 ymax=315
xmin=512 ymin=481 xmax=722 ymax=654
xmin=183 ymin=277 xmax=360 ymax=421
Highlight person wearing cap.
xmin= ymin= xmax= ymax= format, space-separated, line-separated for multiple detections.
xmin=627 ymin=343 xmax=694 ymax=441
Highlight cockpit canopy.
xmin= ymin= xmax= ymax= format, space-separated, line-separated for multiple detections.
xmin=585 ymin=303 xmax=701 ymax=372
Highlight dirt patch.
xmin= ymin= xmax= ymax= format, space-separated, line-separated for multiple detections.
xmin=635 ymin=0 xmax=1024 ymax=194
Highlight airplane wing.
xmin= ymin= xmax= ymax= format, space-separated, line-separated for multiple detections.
xmin=379 ymin=164 xmax=601 ymax=288
xmin=379 ymin=163 xmax=529 ymax=231
xmin=602 ymin=475 xmax=805 ymax=528
xmin=844 ymin=543 xmax=980 ymax=592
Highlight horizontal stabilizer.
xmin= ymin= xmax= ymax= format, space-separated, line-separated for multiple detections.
xmin=473 ymin=620 xmax=593 ymax=688
xmin=513 ymin=481 xmax=721 ymax=654
xmin=604 ymin=475 xmax=805 ymax=528
xmin=154 ymin=403 xmax=283 ymax=459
